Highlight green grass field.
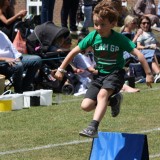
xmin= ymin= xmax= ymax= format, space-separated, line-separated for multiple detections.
xmin=0 ymin=83 xmax=160 ymax=160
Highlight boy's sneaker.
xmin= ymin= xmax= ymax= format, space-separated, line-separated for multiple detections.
xmin=79 ymin=126 xmax=98 ymax=138
xmin=109 ymin=93 xmax=123 ymax=117
xmin=154 ymin=73 xmax=160 ymax=83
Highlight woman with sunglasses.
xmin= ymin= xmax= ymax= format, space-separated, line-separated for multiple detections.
xmin=136 ymin=16 xmax=160 ymax=83
xmin=0 ymin=0 xmax=27 ymax=40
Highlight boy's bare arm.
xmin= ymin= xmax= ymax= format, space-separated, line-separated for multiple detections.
xmin=131 ymin=48 xmax=154 ymax=87
xmin=54 ymin=46 xmax=81 ymax=80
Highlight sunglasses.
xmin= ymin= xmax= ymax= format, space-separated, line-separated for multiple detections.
xmin=141 ymin=22 xmax=150 ymax=25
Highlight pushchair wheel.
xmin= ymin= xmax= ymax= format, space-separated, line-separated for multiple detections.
xmin=61 ymin=84 xmax=74 ymax=95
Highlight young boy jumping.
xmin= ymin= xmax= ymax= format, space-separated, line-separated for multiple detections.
xmin=54 ymin=0 xmax=153 ymax=138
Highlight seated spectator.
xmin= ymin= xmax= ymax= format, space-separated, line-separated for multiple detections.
xmin=0 ymin=0 xmax=27 ymax=40
xmin=121 ymin=15 xmax=160 ymax=83
xmin=120 ymin=15 xmax=143 ymax=64
xmin=133 ymin=0 xmax=160 ymax=27
xmin=120 ymin=15 xmax=141 ymax=42
xmin=136 ymin=16 xmax=160 ymax=83
xmin=0 ymin=31 xmax=42 ymax=93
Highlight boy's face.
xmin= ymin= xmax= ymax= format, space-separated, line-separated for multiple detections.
xmin=93 ymin=14 xmax=115 ymax=37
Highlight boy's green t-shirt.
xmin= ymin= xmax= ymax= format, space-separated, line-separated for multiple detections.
xmin=78 ymin=30 xmax=136 ymax=74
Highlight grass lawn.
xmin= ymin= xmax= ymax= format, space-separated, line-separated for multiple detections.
xmin=0 ymin=83 xmax=160 ymax=160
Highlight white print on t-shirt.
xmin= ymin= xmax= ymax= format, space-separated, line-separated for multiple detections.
xmin=95 ymin=44 xmax=119 ymax=52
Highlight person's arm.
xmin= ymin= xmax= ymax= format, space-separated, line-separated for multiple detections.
xmin=132 ymin=29 xmax=143 ymax=43
xmin=54 ymin=46 xmax=81 ymax=80
xmin=0 ymin=57 xmax=20 ymax=66
xmin=136 ymin=41 xmax=146 ymax=49
xmin=0 ymin=57 xmax=13 ymax=62
xmin=134 ymin=0 xmax=144 ymax=16
xmin=137 ymin=41 xmax=157 ymax=50
xmin=0 ymin=9 xmax=27 ymax=25
xmin=131 ymin=48 xmax=153 ymax=87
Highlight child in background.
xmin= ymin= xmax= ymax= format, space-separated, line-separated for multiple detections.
xmin=73 ymin=46 xmax=97 ymax=96
xmin=55 ymin=0 xmax=153 ymax=138
xmin=72 ymin=34 xmax=97 ymax=95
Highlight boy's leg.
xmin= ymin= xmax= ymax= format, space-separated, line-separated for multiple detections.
xmin=79 ymin=69 xmax=125 ymax=138
xmin=79 ymin=84 xmax=100 ymax=138
xmin=109 ymin=92 xmax=123 ymax=117
xmin=106 ymin=69 xmax=125 ymax=117
xmin=79 ymin=99 xmax=98 ymax=138
xmin=81 ymin=98 xmax=97 ymax=112
xmin=79 ymin=91 xmax=124 ymax=137
xmin=80 ymin=88 xmax=113 ymax=138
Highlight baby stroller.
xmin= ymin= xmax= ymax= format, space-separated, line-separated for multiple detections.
xmin=26 ymin=22 xmax=79 ymax=94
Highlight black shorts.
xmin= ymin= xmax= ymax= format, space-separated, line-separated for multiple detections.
xmin=84 ymin=69 xmax=125 ymax=101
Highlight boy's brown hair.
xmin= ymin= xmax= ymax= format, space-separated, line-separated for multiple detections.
xmin=93 ymin=0 xmax=122 ymax=23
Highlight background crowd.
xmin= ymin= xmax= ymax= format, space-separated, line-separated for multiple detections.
xmin=0 ymin=0 xmax=160 ymax=95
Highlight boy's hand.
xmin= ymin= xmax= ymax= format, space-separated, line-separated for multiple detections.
xmin=92 ymin=69 xmax=98 ymax=75
xmin=54 ymin=70 xmax=64 ymax=81
xmin=146 ymin=74 xmax=154 ymax=88
xmin=51 ymin=69 xmax=57 ymax=76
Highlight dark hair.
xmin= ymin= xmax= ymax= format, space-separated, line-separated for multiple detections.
xmin=0 ymin=0 xmax=15 ymax=18
xmin=138 ymin=16 xmax=152 ymax=32
xmin=93 ymin=0 xmax=121 ymax=23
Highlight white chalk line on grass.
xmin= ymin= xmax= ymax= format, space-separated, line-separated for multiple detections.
xmin=150 ymin=154 xmax=160 ymax=158
xmin=0 ymin=139 xmax=91 ymax=156
xmin=0 ymin=128 xmax=160 ymax=159
xmin=136 ymin=127 xmax=160 ymax=133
